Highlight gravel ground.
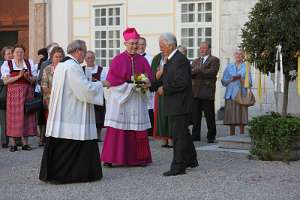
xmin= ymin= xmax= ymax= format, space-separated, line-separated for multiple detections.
xmin=1 ymin=123 xmax=300 ymax=200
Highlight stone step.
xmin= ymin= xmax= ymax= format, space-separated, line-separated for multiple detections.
xmin=217 ymin=134 xmax=251 ymax=150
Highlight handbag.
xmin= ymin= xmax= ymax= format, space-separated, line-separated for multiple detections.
xmin=235 ymin=89 xmax=256 ymax=107
xmin=0 ymin=80 xmax=7 ymax=110
xmin=24 ymin=96 xmax=43 ymax=113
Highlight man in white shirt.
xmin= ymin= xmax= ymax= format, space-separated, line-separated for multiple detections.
xmin=39 ymin=40 xmax=109 ymax=184
xmin=83 ymin=50 xmax=108 ymax=141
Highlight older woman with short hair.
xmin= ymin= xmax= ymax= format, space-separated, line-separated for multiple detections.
xmin=41 ymin=47 xmax=65 ymax=116
xmin=221 ymin=50 xmax=252 ymax=135
xmin=40 ymin=47 xmax=64 ymax=146
xmin=1 ymin=44 xmax=37 ymax=151
xmin=0 ymin=46 xmax=13 ymax=148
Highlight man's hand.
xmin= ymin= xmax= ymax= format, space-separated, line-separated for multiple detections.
xmin=156 ymin=66 xmax=164 ymax=80
xmin=157 ymin=86 xmax=164 ymax=96
xmin=142 ymin=79 xmax=151 ymax=89
xmin=102 ymin=80 xmax=110 ymax=88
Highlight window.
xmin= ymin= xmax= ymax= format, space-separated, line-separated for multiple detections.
xmin=93 ymin=5 xmax=122 ymax=67
xmin=179 ymin=1 xmax=213 ymax=60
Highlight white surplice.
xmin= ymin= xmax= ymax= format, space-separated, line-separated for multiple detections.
xmin=104 ymin=83 xmax=151 ymax=131
xmin=46 ymin=55 xmax=104 ymax=141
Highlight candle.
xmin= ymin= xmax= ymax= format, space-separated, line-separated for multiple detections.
xmin=298 ymin=56 xmax=300 ymax=95
xmin=279 ymin=45 xmax=284 ymax=93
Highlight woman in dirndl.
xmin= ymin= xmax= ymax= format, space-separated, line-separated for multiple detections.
xmin=221 ymin=50 xmax=252 ymax=135
xmin=1 ymin=44 xmax=37 ymax=152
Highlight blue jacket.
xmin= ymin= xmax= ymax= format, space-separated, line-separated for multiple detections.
xmin=221 ymin=62 xmax=252 ymax=100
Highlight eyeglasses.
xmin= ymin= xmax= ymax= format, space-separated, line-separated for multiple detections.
xmin=126 ymin=42 xmax=138 ymax=46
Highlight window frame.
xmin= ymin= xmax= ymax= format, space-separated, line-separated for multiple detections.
xmin=177 ymin=0 xmax=214 ymax=60
xmin=91 ymin=4 xmax=124 ymax=67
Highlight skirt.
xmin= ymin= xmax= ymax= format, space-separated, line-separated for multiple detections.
xmin=224 ymin=99 xmax=248 ymax=125
xmin=39 ymin=137 xmax=102 ymax=183
xmin=6 ymin=83 xmax=37 ymax=137
xmin=153 ymin=94 xmax=171 ymax=140
xmin=101 ymin=127 xmax=152 ymax=166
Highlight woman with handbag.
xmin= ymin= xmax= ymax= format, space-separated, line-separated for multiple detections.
xmin=1 ymin=44 xmax=37 ymax=152
xmin=0 ymin=46 xmax=13 ymax=148
xmin=221 ymin=50 xmax=253 ymax=135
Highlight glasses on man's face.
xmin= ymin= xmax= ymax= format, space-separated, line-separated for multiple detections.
xmin=127 ymin=42 xmax=138 ymax=46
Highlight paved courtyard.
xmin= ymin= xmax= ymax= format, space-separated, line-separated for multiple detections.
xmin=1 ymin=123 xmax=300 ymax=200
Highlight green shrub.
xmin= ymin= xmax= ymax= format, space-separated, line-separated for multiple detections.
xmin=249 ymin=112 xmax=300 ymax=161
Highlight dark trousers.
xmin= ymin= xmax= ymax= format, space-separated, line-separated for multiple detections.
xmin=168 ymin=114 xmax=197 ymax=171
xmin=147 ymin=109 xmax=154 ymax=136
xmin=192 ymin=98 xmax=216 ymax=141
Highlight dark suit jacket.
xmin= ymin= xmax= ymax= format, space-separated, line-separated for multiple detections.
xmin=160 ymin=51 xmax=193 ymax=116
xmin=191 ymin=55 xmax=220 ymax=100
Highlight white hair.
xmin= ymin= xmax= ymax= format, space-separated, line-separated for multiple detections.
xmin=46 ymin=42 xmax=59 ymax=54
xmin=67 ymin=40 xmax=86 ymax=54
xmin=159 ymin=32 xmax=177 ymax=47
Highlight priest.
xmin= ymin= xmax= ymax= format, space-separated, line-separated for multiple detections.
xmin=39 ymin=40 xmax=108 ymax=183
xmin=101 ymin=27 xmax=153 ymax=167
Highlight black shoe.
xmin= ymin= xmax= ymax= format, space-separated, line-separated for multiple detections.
xmin=10 ymin=146 xmax=18 ymax=152
xmin=22 ymin=145 xmax=32 ymax=151
xmin=161 ymin=144 xmax=169 ymax=148
xmin=38 ymin=142 xmax=45 ymax=147
xmin=192 ymin=138 xmax=201 ymax=142
xmin=103 ymin=163 xmax=113 ymax=167
xmin=186 ymin=160 xmax=199 ymax=168
xmin=167 ymin=145 xmax=173 ymax=148
xmin=207 ymin=139 xmax=215 ymax=143
xmin=2 ymin=143 xmax=9 ymax=148
xmin=163 ymin=169 xmax=186 ymax=176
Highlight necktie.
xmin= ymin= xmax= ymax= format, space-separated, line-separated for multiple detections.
xmin=200 ymin=57 xmax=204 ymax=64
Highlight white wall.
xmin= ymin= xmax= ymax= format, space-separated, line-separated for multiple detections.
xmin=47 ymin=0 xmax=72 ymax=50
xmin=219 ymin=0 xmax=277 ymax=117
xmin=127 ymin=0 xmax=175 ymax=57
xmin=49 ymin=0 xmax=300 ymax=115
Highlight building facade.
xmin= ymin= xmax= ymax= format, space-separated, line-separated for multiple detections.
xmin=27 ymin=0 xmax=299 ymax=116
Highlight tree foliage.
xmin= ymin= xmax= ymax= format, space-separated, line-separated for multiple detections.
xmin=241 ymin=0 xmax=300 ymax=77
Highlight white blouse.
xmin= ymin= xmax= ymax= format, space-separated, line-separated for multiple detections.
xmin=1 ymin=59 xmax=37 ymax=78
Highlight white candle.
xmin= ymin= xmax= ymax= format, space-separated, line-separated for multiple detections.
xmin=274 ymin=48 xmax=279 ymax=92
xmin=279 ymin=45 xmax=284 ymax=93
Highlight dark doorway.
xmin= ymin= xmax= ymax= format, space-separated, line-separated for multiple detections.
xmin=0 ymin=31 xmax=18 ymax=51
xmin=0 ymin=31 xmax=18 ymax=63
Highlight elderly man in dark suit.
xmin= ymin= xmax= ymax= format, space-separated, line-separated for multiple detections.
xmin=152 ymin=32 xmax=198 ymax=176
xmin=191 ymin=42 xmax=220 ymax=143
